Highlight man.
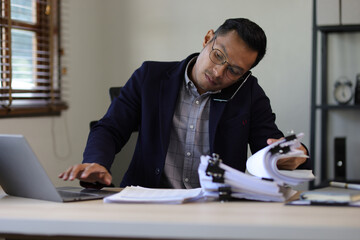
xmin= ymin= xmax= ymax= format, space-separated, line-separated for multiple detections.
xmin=59 ymin=18 xmax=310 ymax=189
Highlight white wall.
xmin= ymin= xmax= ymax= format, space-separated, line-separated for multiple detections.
xmin=103 ymin=0 xmax=313 ymax=133
xmin=0 ymin=0 xmax=313 ymax=187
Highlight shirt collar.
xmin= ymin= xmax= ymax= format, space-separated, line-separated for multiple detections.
xmin=184 ymin=56 xmax=197 ymax=88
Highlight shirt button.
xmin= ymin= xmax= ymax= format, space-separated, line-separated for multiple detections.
xmin=155 ymin=168 xmax=160 ymax=175
xmin=186 ymin=152 xmax=191 ymax=156
xmin=184 ymin=178 xmax=189 ymax=182
xmin=195 ymin=100 xmax=200 ymax=105
xmin=189 ymin=125 xmax=194 ymax=129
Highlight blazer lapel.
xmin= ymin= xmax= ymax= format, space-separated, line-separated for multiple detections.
xmin=158 ymin=58 xmax=191 ymax=154
xmin=209 ymin=99 xmax=226 ymax=153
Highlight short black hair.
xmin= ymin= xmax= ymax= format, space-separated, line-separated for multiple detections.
xmin=214 ymin=18 xmax=267 ymax=69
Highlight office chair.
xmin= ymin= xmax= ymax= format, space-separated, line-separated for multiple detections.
xmin=109 ymin=87 xmax=122 ymax=101
xmin=89 ymin=87 xmax=122 ymax=129
xmin=94 ymin=86 xmax=139 ymax=132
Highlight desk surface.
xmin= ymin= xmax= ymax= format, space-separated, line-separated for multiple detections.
xmin=0 ymin=189 xmax=359 ymax=240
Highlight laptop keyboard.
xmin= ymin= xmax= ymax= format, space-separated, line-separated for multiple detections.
xmin=57 ymin=187 xmax=116 ymax=200
xmin=80 ymin=188 xmax=116 ymax=196
xmin=58 ymin=190 xmax=94 ymax=198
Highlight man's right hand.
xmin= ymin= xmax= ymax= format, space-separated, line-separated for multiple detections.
xmin=58 ymin=163 xmax=112 ymax=186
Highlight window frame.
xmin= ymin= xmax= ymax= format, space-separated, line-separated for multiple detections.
xmin=0 ymin=0 xmax=67 ymax=118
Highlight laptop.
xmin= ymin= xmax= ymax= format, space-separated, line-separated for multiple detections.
xmin=0 ymin=134 xmax=116 ymax=202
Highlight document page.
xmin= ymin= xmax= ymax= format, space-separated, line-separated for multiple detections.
xmin=246 ymin=133 xmax=314 ymax=186
xmin=104 ymin=186 xmax=204 ymax=204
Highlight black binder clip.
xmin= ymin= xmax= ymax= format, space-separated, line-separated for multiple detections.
xmin=218 ymin=186 xmax=232 ymax=202
xmin=269 ymin=145 xmax=291 ymax=155
xmin=205 ymin=153 xmax=225 ymax=183
xmin=269 ymin=132 xmax=297 ymax=155
xmin=284 ymin=133 xmax=297 ymax=141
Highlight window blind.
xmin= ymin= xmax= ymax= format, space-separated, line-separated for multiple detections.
xmin=0 ymin=0 xmax=67 ymax=117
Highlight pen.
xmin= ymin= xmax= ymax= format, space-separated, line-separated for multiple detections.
xmin=329 ymin=181 xmax=360 ymax=190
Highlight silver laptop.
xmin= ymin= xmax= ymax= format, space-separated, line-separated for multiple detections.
xmin=0 ymin=134 xmax=115 ymax=202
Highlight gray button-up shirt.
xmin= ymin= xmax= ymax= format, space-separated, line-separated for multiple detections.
xmin=162 ymin=57 xmax=219 ymax=188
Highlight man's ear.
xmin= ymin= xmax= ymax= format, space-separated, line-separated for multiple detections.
xmin=202 ymin=30 xmax=215 ymax=48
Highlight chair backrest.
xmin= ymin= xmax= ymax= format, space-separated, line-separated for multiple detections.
xmin=109 ymin=87 xmax=122 ymax=101
xmin=89 ymin=87 xmax=122 ymax=129
xmin=108 ymin=86 xmax=139 ymax=132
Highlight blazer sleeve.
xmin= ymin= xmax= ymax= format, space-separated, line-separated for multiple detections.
xmin=82 ymin=63 xmax=146 ymax=171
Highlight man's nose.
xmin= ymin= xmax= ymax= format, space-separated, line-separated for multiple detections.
xmin=213 ymin=64 xmax=227 ymax=78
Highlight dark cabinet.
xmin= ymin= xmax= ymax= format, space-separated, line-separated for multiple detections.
xmin=310 ymin=0 xmax=360 ymax=188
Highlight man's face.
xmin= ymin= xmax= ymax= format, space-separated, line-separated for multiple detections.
xmin=190 ymin=30 xmax=258 ymax=95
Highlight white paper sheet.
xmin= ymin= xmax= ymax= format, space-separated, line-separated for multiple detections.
xmin=104 ymin=186 xmax=204 ymax=204
xmin=246 ymin=133 xmax=315 ymax=186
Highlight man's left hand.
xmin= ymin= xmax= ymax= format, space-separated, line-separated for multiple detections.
xmin=267 ymin=138 xmax=307 ymax=170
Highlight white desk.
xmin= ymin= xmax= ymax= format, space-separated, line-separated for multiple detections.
xmin=0 ymin=189 xmax=359 ymax=240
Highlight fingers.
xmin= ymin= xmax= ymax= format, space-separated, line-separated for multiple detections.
xmin=58 ymin=164 xmax=84 ymax=181
xmin=79 ymin=164 xmax=112 ymax=185
xmin=267 ymin=137 xmax=284 ymax=145
xmin=96 ymin=172 xmax=112 ymax=186
xmin=58 ymin=163 xmax=112 ymax=186
xmin=268 ymin=137 xmax=307 ymax=170
xmin=58 ymin=165 xmax=77 ymax=180
xmin=276 ymin=157 xmax=307 ymax=170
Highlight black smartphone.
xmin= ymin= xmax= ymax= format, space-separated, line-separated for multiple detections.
xmin=213 ymin=71 xmax=252 ymax=102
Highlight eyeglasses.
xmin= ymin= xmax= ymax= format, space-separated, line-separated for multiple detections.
xmin=209 ymin=36 xmax=244 ymax=80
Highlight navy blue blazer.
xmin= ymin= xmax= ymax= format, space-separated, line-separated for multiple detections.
xmin=83 ymin=53 xmax=309 ymax=188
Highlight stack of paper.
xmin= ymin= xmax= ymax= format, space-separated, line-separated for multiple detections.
xmin=288 ymin=186 xmax=360 ymax=206
xmin=198 ymin=155 xmax=290 ymax=202
xmin=300 ymin=187 xmax=360 ymax=203
xmin=246 ymin=133 xmax=314 ymax=186
xmin=198 ymin=133 xmax=315 ymax=202
xmin=104 ymin=186 xmax=205 ymax=204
